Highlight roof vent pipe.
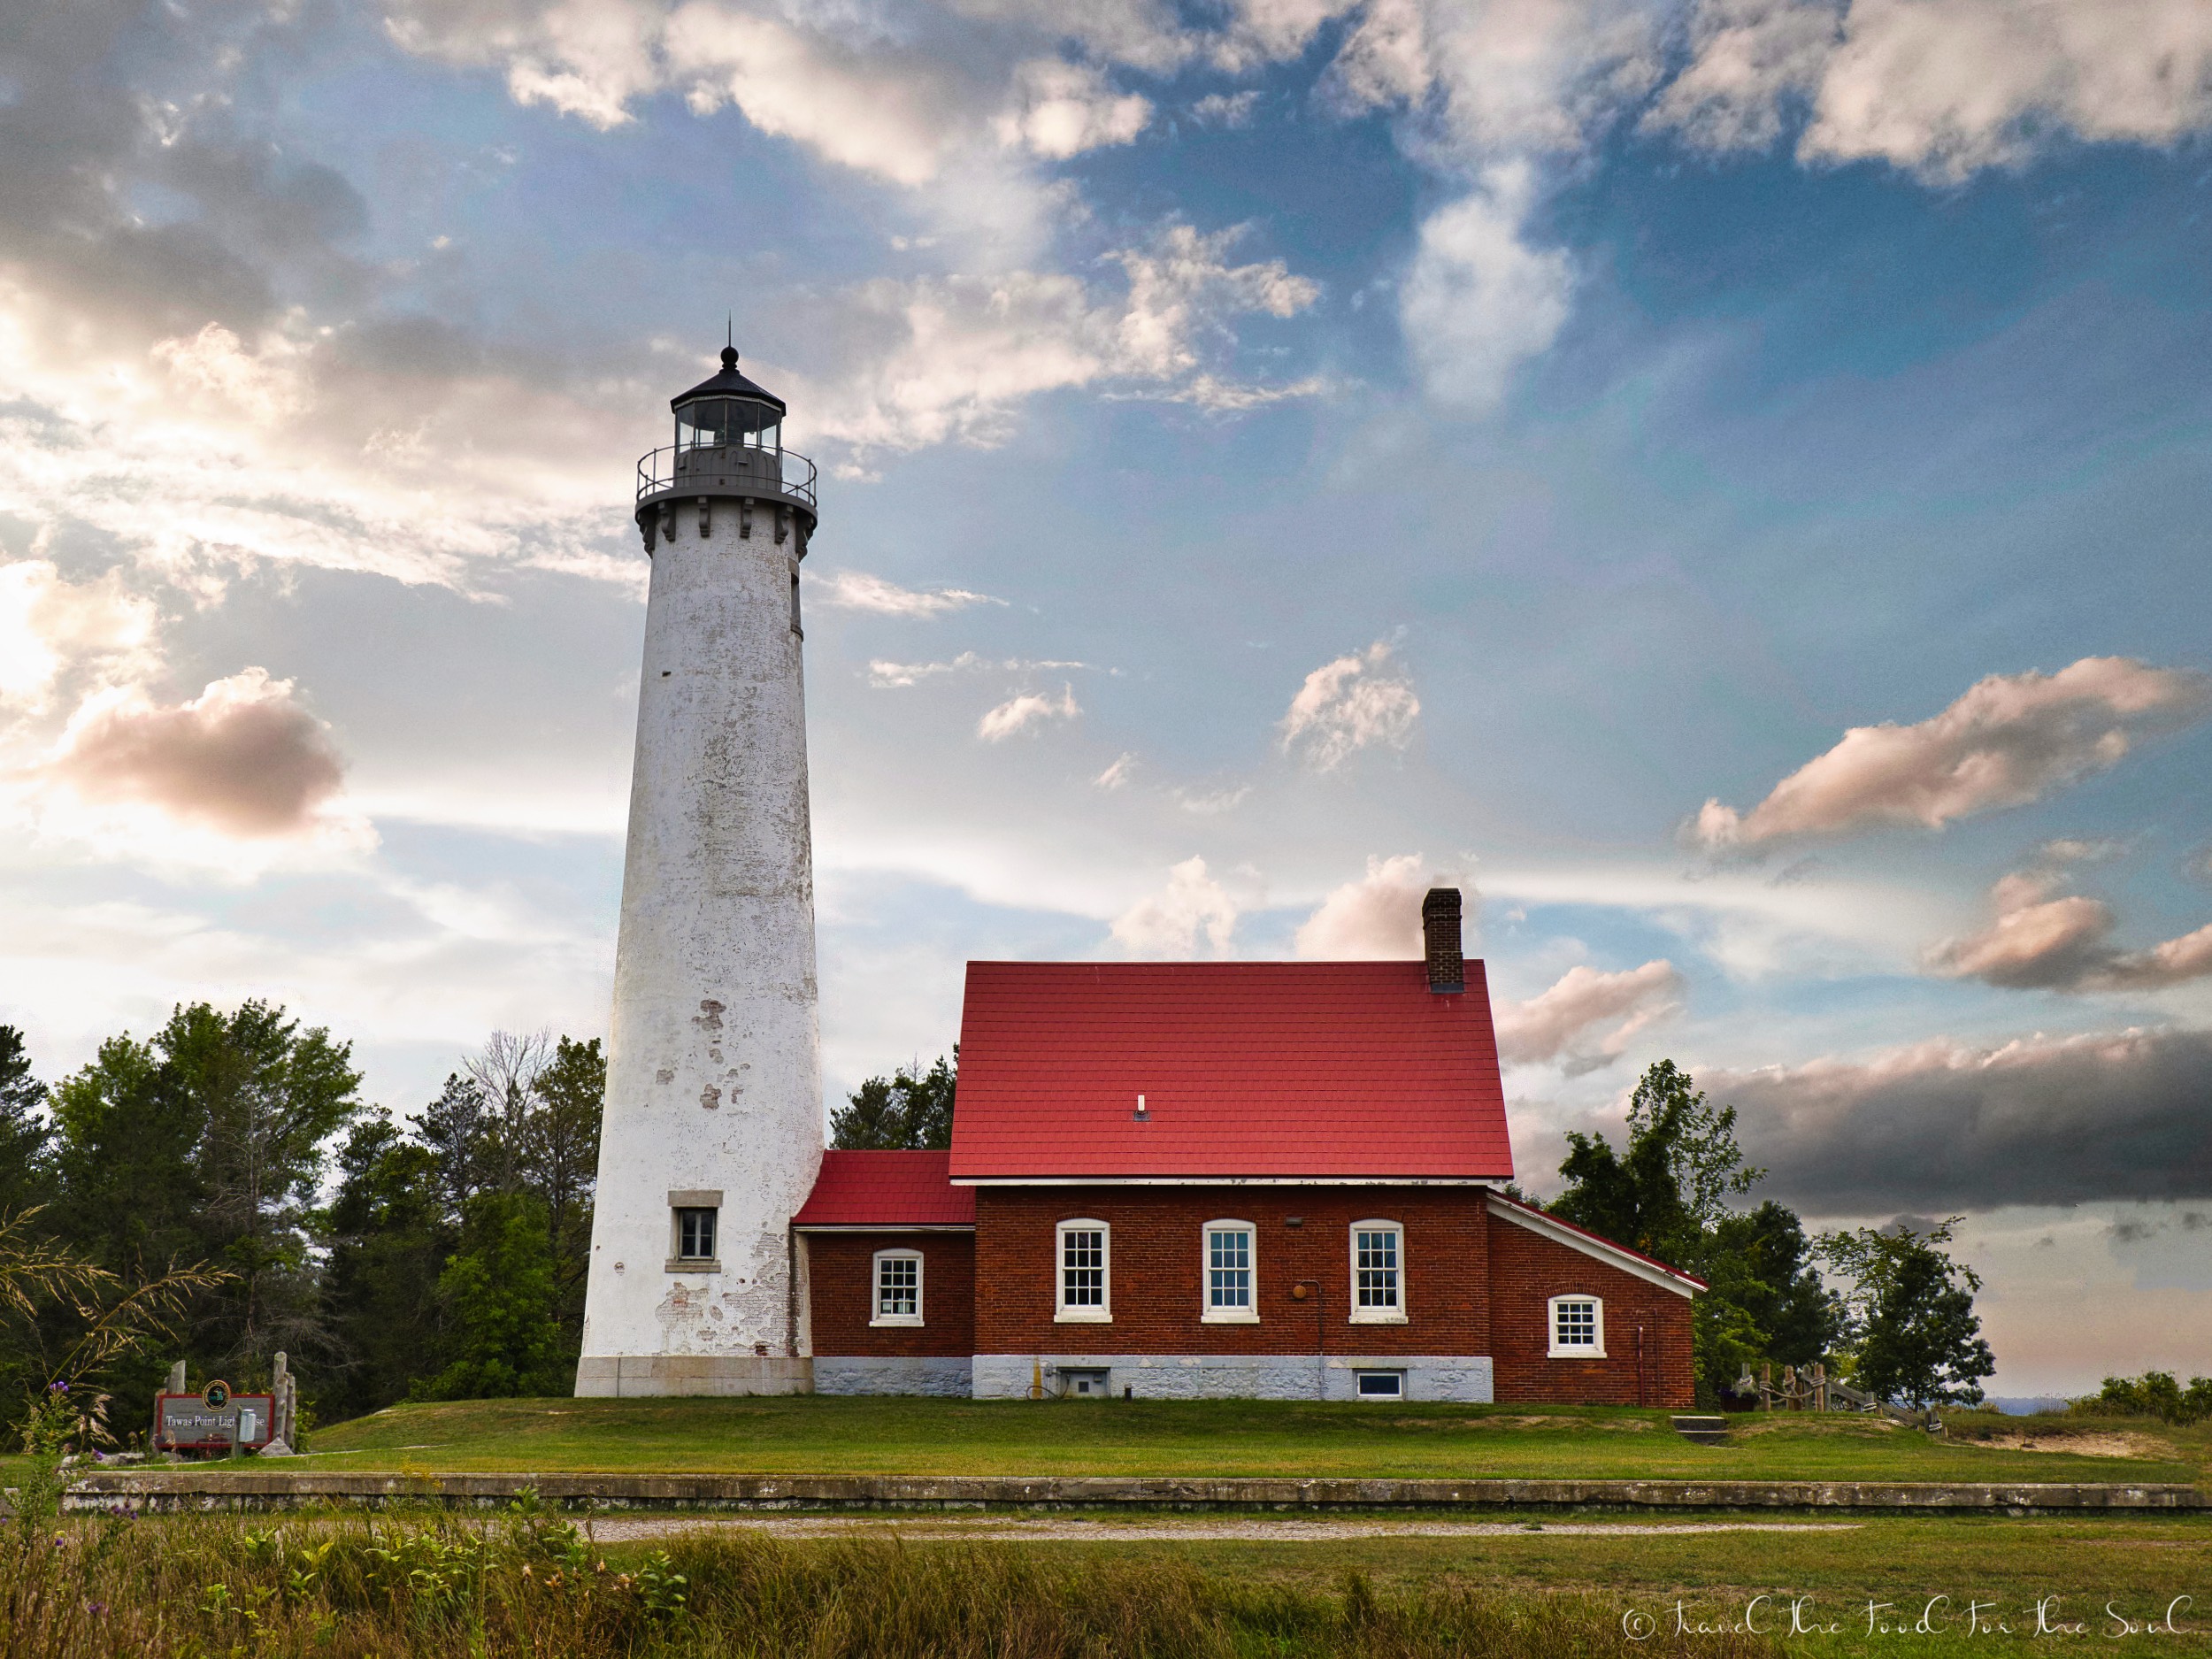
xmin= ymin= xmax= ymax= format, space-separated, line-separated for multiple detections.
xmin=1422 ymin=887 xmax=1464 ymax=994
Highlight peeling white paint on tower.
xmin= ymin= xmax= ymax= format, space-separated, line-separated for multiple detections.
xmin=576 ymin=346 xmax=824 ymax=1396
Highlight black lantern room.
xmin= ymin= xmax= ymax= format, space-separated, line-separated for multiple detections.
xmin=636 ymin=343 xmax=818 ymax=557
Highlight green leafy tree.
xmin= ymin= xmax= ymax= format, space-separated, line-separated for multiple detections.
xmin=46 ymin=1002 xmax=363 ymax=1402
xmin=1549 ymin=1060 xmax=1760 ymax=1269
xmin=2081 ymin=1372 xmax=2212 ymax=1425
xmin=524 ymin=1036 xmax=603 ymax=1343
xmin=1819 ymin=1217 xmax=1995 ymax=1409
xmin=1549 ymin=1061 xmax=1855 ymax=1405
xmin=0 ymin=1027 xmax=53 ymax=1219
xmin=418 ymin=1191 xmax=565 ymax=1399
xmin=319 ymin=1115 xmax=455 ymax=1419
xmin=830 ymin=1052 xmax=956 ymax=1150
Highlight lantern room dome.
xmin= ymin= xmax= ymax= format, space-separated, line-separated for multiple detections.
xmin=672 ymin=344 xmax=786 ymax=414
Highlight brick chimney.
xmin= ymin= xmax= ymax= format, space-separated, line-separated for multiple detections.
xmin=1422 ymin=887 xmax=1463 ymax=994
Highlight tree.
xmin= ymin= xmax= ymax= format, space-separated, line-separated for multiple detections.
xmin=829 ymin=1052 xmax=956 ymax=1150
xmin=1708 ymin=1202 xmax=1842 ymax=1369
xmin=44 ymin=1002 xmax=363 ymax=1402
xmin=524 ymin=1037 xmax=603 ymax=1343
xmin=1549 ymin=1060 xmax=1761 ymax=1271
xmin=0 ymin=1027 xmax=53 ymax=1219
xmin=319 ymin=1115 xmax=455 ymax=1419
xmin=1819 ymin=1217 xmax=1995 ymax=1409
xmin=415 ymin=1073 xmax=494 ymax=1216
xmin=161 ymin=1002 xmax=364 ymax=1373
xmin=417 ymin=1191 xmax=565 ymax=1400
xmin=465 ymin=1029 xmax=553 ymax=1194
xmin=1550 ymin=1061 xmax=1835 ymax=1406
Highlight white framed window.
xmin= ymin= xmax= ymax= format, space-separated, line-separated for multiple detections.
xmin=872 ymin=1249 xmax=923 ymax=1327
xmin=1354 ymin=1370 xmax=1405 ymax=1400
xmin=1349 ymin=1220 xmax=1408 ymax=1323
xmin=1548 ymin=1294 xmax=1606 ymax=1358
xmin=668 ymin=1204 xmax=719 ymax=1270
xmin=1056 ymin=1219 xmax=1111 ymax=1323
xmin=1202 ymin=1221 xmax=1258 ymax=1323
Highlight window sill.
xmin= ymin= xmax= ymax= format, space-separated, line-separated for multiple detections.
xmin=1548 ymin=1347 xmax=1606 ymax=1359
xmin=665 ymin=1258 xmax=721 ymax=1274
xmin=1348 ymin=1310 xmax=1408 ymax=1325
xmin=1055 ymin=1310 xmax=1112 ymax=1324
xmin=1202 ymin=1310 xmax=1260 ymax=1324
xmin=869 ymin=1315 xmax=924 ymax=1328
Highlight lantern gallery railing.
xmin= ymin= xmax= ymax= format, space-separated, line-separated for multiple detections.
xmin=635 ymin=444 xmax=818 ymax=510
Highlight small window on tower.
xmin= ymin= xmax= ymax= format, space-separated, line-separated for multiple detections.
xmin=790 ymin=565 xmax=803 ymax=637
xmin=674 ymin=1207 xmax=718 ymax=1263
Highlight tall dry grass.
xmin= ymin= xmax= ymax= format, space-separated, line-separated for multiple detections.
xmin=0 ymin=1495 xmax=1781 ymax=1657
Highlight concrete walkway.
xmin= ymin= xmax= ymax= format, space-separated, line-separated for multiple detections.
xmin=64 ymin=1469 xmax=2208 ymax=1516
xmin=582 ymin=1515 xmax=1866 ymax=1542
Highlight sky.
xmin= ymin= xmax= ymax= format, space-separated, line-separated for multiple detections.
xmin=3 ymin=0 xmax=2211 ymax=1396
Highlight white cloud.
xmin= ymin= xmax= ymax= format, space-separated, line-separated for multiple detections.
xmin=1655 ymin=0 xmax=2212 ymax=182
xmin=977 ymin=684 xmax=1081 ymax=741
xmin=1494 ymin=960 xmax=1685 ymax=1072
xmin=1094 ymin=752 xmax=1138 ymax=790
xmin=1190 ymin=90 xmax=1263 ymax=127
xmin=809 ymin=570 xmax=1005 ymax=618
xmin=1279 ymin=640 xmax=1421 ymax=771
xmin=995 ymin=58 xmax=1152 ymax=158
xmin=1110 ymin=855 xmax=1240 ymax=956
xmin=1399 ymin=164 xmax=1576 ymax=410
xmin=795 ymin=224 xmax=1320 ymax=456
xmin=37 ymin=668 xmax=354 ymax=840
xmin=1294 ymin=852 xmax=1439 ymax=958
xmin=1927 ymin=868 xmax=2212 ymax=993
xmin=868 ymin=654 xmax=1090 ymax=689
xmin=0 ymin=560 xmax=160 ymax=710
xmin=1691 ymin=657 xmax=2210 ymax=850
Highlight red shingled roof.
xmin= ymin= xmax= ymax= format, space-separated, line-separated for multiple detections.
xmin=1485 ymin=1190 xmax=1708 ymax=1292
xmin=792 ymin=1150 xmax=976 ymax=1227
xmin=948 ymin=960 xmax=1513 ymax=1181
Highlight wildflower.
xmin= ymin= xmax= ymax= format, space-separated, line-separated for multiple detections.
xmin=86 ymin=1602 xmax=107 ymax=1617
xmin=49 ymin=1380 xmax=67 ymax=1394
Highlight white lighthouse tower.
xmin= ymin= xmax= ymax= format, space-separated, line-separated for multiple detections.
xmin=575 ymin=345 xmax=823 ymax=1396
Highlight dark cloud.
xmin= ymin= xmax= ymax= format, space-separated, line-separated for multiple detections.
xmin=1716 ymin=1027 xmax=2212 ymax=1215
xmin=47 ymin=667 xmax=347 ymax=835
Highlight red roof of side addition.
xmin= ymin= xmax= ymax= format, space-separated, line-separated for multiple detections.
xmin=948 ymin=960 xmax=1513 ymax=1181
xmin=792 ymin=1150 xmax=976 ymax=1228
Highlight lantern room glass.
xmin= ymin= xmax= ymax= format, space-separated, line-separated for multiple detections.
xmin=677 ymin=396 xmax=780 ymax=454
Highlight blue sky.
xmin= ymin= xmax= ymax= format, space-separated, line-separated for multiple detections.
xmin=4 ymin=0 xmax=2211 ymax=1391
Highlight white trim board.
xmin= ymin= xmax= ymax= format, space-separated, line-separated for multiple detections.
xmin=1486 ymin=1198 xmax=1702 ymax=1298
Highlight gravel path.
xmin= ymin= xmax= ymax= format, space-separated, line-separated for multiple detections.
xmin=582 ymin=1516 xmax=1863 ymax=1544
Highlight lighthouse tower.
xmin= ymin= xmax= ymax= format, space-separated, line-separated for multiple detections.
xmin=576 ymin=346 xmax=823 ymax=1396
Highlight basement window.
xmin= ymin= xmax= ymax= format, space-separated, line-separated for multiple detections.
xmin=1354 ymin=1370 xmax=1405 ymax=1400
xmin=872 ymin=1249 xmax=923 ymax=1327
xmin=1548 ymin=1295 xmax=1605 ymax=1358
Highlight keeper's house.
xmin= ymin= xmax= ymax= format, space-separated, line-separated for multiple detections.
xmin=792 ymin=891 xmax=1701 ymax=1404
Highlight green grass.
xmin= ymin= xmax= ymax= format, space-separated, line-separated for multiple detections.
xmin=285 ymin=1395 xmax=2207 ymax=1485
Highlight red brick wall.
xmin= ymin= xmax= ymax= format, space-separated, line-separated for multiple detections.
xmin=1486 ymin=1212 xmax=1695 ymax=1407
xmin=804 ymin=1231 xmax=974 ymax=1357
xmin=971 ymin=1187 xmax=1492 ymax=1356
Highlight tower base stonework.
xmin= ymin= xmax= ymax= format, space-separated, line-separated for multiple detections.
xmin=574 ymin=1356 xmax=814 ymax=1398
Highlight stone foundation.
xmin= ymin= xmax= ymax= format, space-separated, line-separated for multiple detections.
xmin=814 ymin=1356 xmax=972 ymax=1397
xmin=969 ymin=1354 xmax=1494 ymax=1402
xmin=573 ymin=1356 xmax=814 ymax=1396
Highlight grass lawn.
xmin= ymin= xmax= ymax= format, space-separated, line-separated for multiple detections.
xmin=865 ymin=1510 xmax=2212 ymax=1655
xmin=288 ymin=1395 xmax=2207 ymax=1485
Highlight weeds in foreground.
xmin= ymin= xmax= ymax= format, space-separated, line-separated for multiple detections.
xmin=0 ymin=1498 xmax=1776 ymax=1657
